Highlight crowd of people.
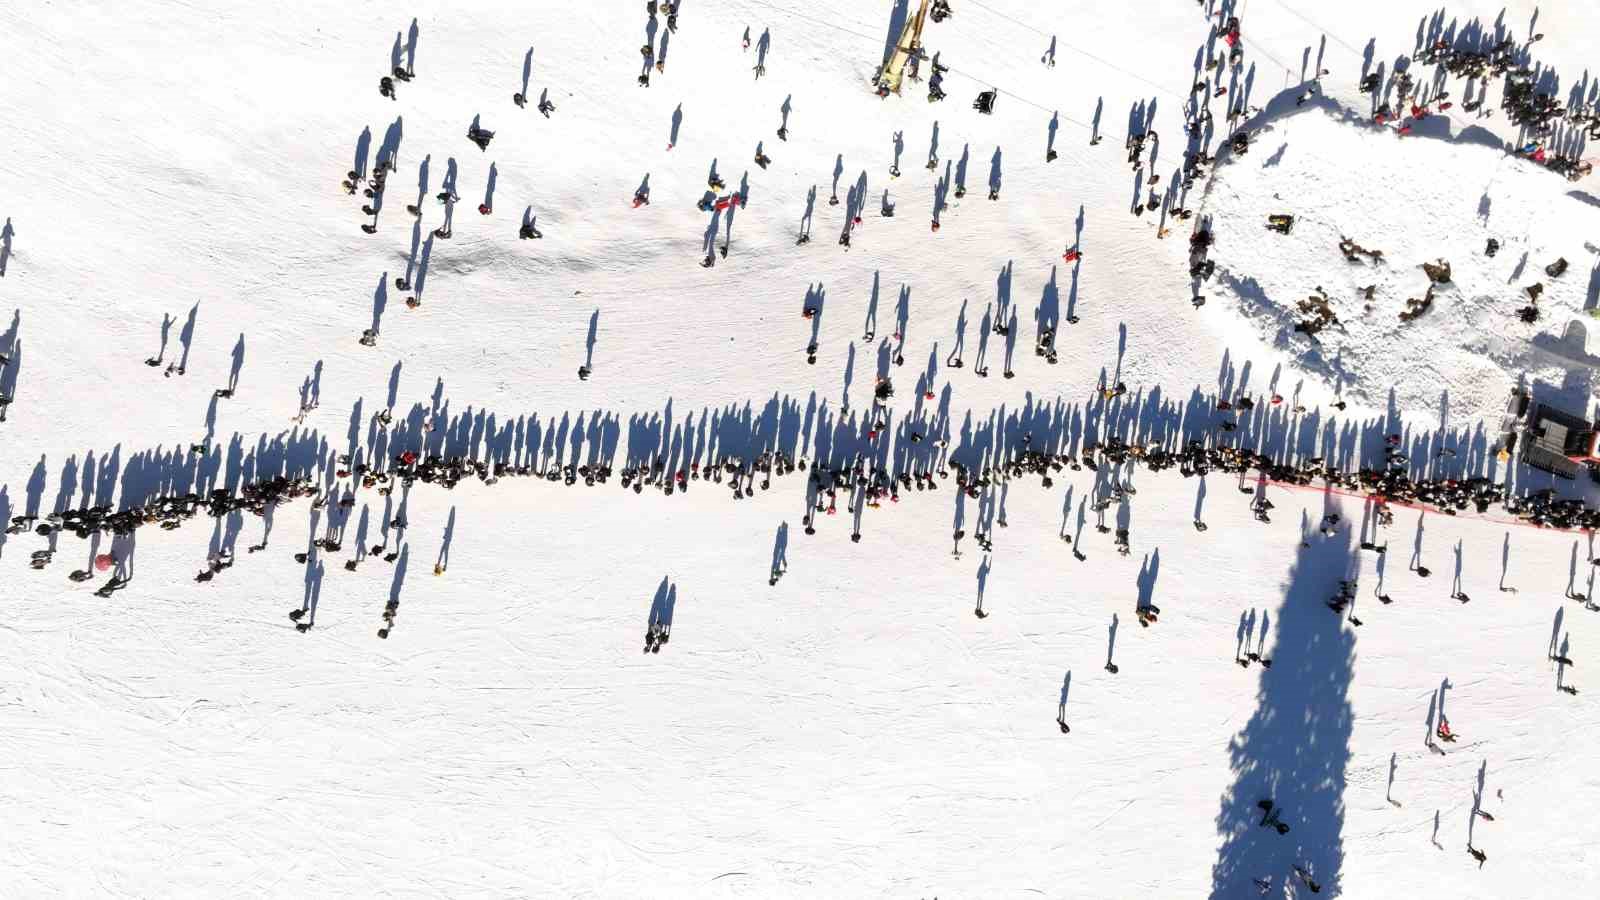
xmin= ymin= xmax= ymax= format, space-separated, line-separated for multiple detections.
xmin=12 ymin=382 xmax=1598 ymax=602
xmin=9 ymin=4 xmax=1596 ymax=600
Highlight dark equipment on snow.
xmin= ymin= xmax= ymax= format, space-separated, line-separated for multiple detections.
xmin=973 ymin=90 xmax=997 ymax=114
xmin=1516 ymin=395 xmax=1600 ymax=481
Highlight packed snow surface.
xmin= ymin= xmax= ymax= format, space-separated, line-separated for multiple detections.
xmin=1 ymin=0 xmax=1598 ymax=897
xmin=1205 ymin=102 xmax=1600 ymax=419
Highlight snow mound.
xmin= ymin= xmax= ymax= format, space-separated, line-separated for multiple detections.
xmin=1205 ymin=104 xmax=1600 ymax=419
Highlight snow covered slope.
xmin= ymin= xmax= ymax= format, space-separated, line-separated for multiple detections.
xmin=1204 ymin=100 xmax=1600 ymax=419
xmin=1 ymin=0 xmax=1597 ymax=896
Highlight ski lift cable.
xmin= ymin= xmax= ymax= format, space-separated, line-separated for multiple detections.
xmin=743 ymin=0 xmax=1094 ymax=130
xmin=961 ymin=0 xmax=1189 ymax=102
xmin=1266 ymin=0 xmax=1366 ymax=58
xmin=1216 ymin=8 xmax=1297 ymax=90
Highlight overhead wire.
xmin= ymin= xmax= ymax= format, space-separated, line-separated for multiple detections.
xmin=741 ymin=0 xmax=1096 ymax=131
xmin=1267 ymin=0 xmax=1367 ymax=59
xmin=960 ymin=0 xmax=1190 ymax=102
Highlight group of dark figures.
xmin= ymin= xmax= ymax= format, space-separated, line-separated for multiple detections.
xmin=1397 ymin=32 xmax=1595 ymax=181
xmin=11 ymin=474 xmax=320 ymax=598
xmin=17 ymin=6 xmax=1600 ymax=646
xmin=18 ymin=388 xmax=1600 ymax=622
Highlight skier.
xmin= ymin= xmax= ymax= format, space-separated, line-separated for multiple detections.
xmin=1436 ymin=717 xmax=1456 ymax=742
xmin=1292 ymin=864 xmax=1321 ymax=892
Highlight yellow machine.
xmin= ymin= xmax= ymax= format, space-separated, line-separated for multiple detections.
xmin=875 ymin=0 xmax=931 ymax=96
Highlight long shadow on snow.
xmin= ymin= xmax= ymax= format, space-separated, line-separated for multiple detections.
xmin=1211 ymin=512 xmax=1355 ymax=897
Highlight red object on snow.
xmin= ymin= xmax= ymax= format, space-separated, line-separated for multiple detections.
xmin=1063 ymin=249 xmax=1081 ymax=263
xmin=478 ymin=203 xmax=492 ymax=215
xmin=1533 ymin=148 xmax=1548 ymax=163
xmin=95 ymin=554 xmax=115 ymax=572
xmin=713 ymin=193 xmax=745 ymax=211
xmin=400 ymin=451 xmax=418 ymax=465
xmin=1399 ymin=125 xmax=1413 ymax=136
